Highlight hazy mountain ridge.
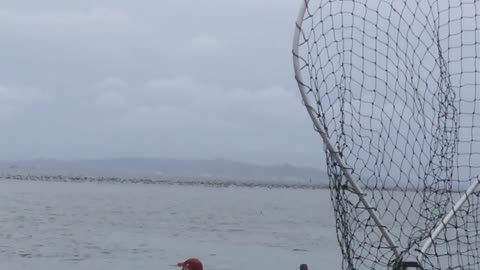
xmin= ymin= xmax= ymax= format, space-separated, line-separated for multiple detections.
xmin=0 ymin=158 xmax=328 ymax=183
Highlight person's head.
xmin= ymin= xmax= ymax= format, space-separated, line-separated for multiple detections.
xmin=299 ymin=263 xmax=308 ymax=270
xmin=177 ymin=258 xmax=203 ymax=270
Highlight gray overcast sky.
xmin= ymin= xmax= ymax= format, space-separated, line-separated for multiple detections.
xmin=0 ymin=0 xmax=324 ymax=168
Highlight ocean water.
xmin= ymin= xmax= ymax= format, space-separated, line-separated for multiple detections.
xmin=0 ymin=180 xmax=341 ymax=270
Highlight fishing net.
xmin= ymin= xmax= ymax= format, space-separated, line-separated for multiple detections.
xmin=292 ymin=0 xmax=480 ymax=269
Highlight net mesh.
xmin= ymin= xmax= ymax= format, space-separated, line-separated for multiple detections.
xmin=293 ymin=0 xmax=480 ymax=269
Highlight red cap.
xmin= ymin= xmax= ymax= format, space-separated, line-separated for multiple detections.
xmin=177 ymin=258 xmax=203 ymax=270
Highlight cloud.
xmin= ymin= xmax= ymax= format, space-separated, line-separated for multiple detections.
xmin=106 ymin=75 xmax=317 ymax=164
xmin=0 ymin=0 xmax=323 ymax=167
xmin=85 ymin=76 xmax=308 ymax=139
xmin=95 ymin=90 xmax=127 ymax=109
xmin=114 ymin=76 xmax=303 ymax=128
xmin=189 ymin=35 xmax=224 ymax=51
xmin=0 ymin=85 xmax=50 ymax=105
xmin=0 ymin=84 xmax=52 ymax=123
xmin=0 ymin=8 xmax=131 ymax=33
xmin=93 ymin=78 xmax=129 ymax=91
xmin=83 ymin=76 xmax=316 ymax=163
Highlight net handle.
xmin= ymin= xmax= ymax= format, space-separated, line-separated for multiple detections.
xmin=418 ymin=176 xmax=480 ymax=261
xmin=291 ymin=0 xmax=401 ymax=260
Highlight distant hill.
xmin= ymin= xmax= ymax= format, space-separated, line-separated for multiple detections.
xmin=0 ymin=158 xmax=328 ymax=184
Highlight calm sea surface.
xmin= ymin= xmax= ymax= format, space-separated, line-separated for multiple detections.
xmin=0 ymin=180 xmax=341 ymax=270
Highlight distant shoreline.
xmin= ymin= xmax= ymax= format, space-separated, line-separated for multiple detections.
xmin=0 ymin=157 xmax=328 ymax=188
xmin=0 ymin=173 xmax=329 ymax=190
